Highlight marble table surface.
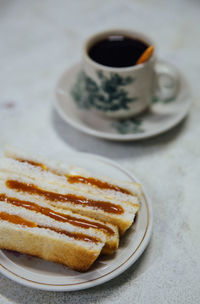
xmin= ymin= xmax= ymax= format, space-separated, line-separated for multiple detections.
xmin=0 ymin=0 xmax=200 ymax=303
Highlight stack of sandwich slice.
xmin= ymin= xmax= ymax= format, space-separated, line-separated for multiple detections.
xmin=0 ymin=146 xmax=142 ymax=271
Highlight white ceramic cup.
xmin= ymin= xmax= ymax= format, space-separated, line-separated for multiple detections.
xmin=72 ymin=29 xmax=179 ymax=119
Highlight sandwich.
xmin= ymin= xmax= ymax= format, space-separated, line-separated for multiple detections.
xmin=0 ymin=146 xmax=142 ymax=271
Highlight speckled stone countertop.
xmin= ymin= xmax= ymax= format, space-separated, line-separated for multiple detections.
xmin=0 ymin=0 xmax=200 ymax=303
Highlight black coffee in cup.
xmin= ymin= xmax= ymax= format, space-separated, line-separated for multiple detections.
xmin=88 ymin=35 xmax=148 ymax=68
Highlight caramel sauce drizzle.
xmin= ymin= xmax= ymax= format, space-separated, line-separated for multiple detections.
xmin=67 ymin=175 xmax=132 ymax=195
xmin=0 ymin=211 xmax=99 ymax=243
xmin=6 ymin=180 xmax=124 ymax=214
xmin=0 ymin=194 xmax=114 ymax=235
xmin=37 ymin=225 xmax=99 ymax=243
xmin=16 ymin=158 xmax=132 ymax=195
xmin=0 ymin=212 xmax=36 ymax=228
xmin=16 ymin=158 xmax=47 ymax=170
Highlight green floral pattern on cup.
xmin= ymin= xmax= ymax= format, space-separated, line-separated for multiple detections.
xmin=71 ymin=71 xmax=137 ymax=112
xmin=112 ymin=118 xmax=144 ymax=134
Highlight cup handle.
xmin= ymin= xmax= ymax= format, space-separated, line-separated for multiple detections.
xmin=153 ymin=60 xmax=180 ymax=103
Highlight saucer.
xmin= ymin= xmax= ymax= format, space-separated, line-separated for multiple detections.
xmin=55 ymin=63 xmax=191 ymax=141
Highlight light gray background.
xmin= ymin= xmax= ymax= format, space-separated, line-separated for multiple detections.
xmin=0 ymin=0 xmax=200 ymax=303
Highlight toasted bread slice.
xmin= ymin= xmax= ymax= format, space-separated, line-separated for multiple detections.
xmin=0 ymin=201 xmax=106 ymax=271
xmin=4 ymin=145 xmax=143 ymax=204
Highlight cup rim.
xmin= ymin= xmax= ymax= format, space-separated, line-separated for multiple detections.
xmin=83 ymin=28 xmax=156 ymax=72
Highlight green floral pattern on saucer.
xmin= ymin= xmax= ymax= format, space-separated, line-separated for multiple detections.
xmin=111 ymin=93 xmax=178 ymax=134
xmin=112 ymin=118 xmax=144 ymax=134
xmin=71 ymin=71 xmax=137 ymax=112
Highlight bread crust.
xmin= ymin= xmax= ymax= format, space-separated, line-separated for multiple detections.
xmin=101 ymin=234 xmax=119 ymax=254
xmin=0 ymin=223 xmax=102 ymax=271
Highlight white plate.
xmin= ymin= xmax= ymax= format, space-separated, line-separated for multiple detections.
xmin=55 ymin=63 xmax=191 ymax=141
xmin=0 ymin=152 xmax=153 ymax=291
